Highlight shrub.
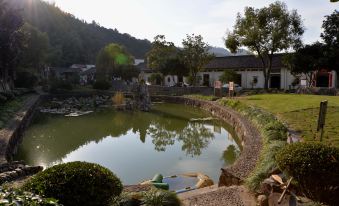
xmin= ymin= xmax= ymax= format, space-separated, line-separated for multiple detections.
xmin=112 ymin=92 xmax=125 ymax=105
xmin=142 ymin=189 xmax=181 ymax=206
xmin=14 ymin=71 xmax=38 ymax=88
xmin=276 ymin=142 xmax=339 ymax=205
xmin=23 ymin=161 xmax=123 ymax=206
xmin=217 ymin=98 xmax=288 ymax=191
xmin=49 ymin=79 xmax=73 ymax=93
xmin=93 ymin=80 xmax=111 ymax=90
xmin=0 ymin=187 xmax=61 ymax=206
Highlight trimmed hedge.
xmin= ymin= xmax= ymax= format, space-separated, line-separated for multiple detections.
xmin=276 ymin=142 xmax=339 ymax=205
xmin=23 ymin=161 xmax=123 ymax=206
xmin=142 ymin=189 xmax=181 ymax=206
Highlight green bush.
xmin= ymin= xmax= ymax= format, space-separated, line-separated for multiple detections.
xmin=142 ymin=189 xmax=181 ymax=206
xmin=217 ymin=98 xmax=288 ymax=191
xmin=23 ymin=161 xmax=123 ymax=206
xmin=49 ymin=79 xmax=73 ymax=93
xmin=14 ymin=71 xmax=38 ymax=88
xmin=276 ymin=142 xmax=339 ymax=205
xmin=0 ymin=187 xmax=61 ymax=206
xmin=93 ymin=80 xmax=111 ymax=90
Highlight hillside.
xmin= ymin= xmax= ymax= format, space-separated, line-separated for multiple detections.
xmin=7 ymin=0 xmax=151 ymax=66
xmin=208 ymin=47 xmax=253 ymax=57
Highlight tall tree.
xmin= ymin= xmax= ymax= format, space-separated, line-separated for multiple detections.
xmin=225 ymin=1 xmax=304 ymax=90
xmin=0 ymin=0 xmax=25 ymax=91
xmin=181 ymin=34 xmax=213 ymax=86
xmin=19 ymin=23 xmax=50 ymax=74
xmin=284 ymin=42 xmax=327 ymax=87
xmin=321 ymin=11 xmax=339 ymax=71
xmin=147 ymin=35 xmax=176 ymax=71
xmin=95 ymin=43 xmax=134 ymax=81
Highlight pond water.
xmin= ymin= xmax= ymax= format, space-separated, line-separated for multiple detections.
xmin=15 ymin=103 xmax=241 ymax=185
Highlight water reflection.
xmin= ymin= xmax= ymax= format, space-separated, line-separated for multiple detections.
xmin=15 ymin=104 xmax=241 ymax=183
xmin=221 ymin=145 xmax=241 ymax=165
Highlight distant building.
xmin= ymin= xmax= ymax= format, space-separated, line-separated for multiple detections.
xmin=202 ymin=54 xmax=295 ymax=89
xmin=49 ymin=67 xmax=81 ymax=82
xmin=80 ymin=67 xmax=96 ymax=85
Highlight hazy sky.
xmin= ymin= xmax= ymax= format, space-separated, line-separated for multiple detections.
xmin=44 ymin=0 xmax=338 ymax=47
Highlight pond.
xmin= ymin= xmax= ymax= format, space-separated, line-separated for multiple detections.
xmin=15 ymin=103 xmax=241 ymax=185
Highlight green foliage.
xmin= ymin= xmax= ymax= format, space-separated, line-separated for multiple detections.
xmin=96 ymin=43 xmax=134 ymax=81
xmin=184 ymin=94 xmax=217 ymax=101
xmin=14 ymin=71 xmax=38 ymax=88
xmin=225 ymin=1 xmax=304 ymax=89
xmin=23 ymin=161 xmax=123 ymax=206
xmin=149 ymin=73 xmax=163 ymax=85
xmin=276 ymin=143 xmax=339 ymax=205
xmin=0 ymin=187 xmax=61 ymax=206
xmin=7 ymin=0 xmax=150 ymax=66
xmin=218 ymin=98 xmax=288 ymax=191
xmin=93 ymin=80 xmax=111 ymax=90
xmin=114 ymin=65 xmax=140 ymax=81
xmin=181 ymin=34 xmax=214 ymax=86
xmin=19 ymin=23 xmax=50 ymax=72
xmin=219 ymin=70 xmax=238 ymax=83
xmin=141 ymin=189 xmax=181 ymax=206
xmin=147 ymin=35 xmax=177 ymax=71
xmin=0 ymin=0 xmax=25 ymax=87
xmin=49 ymin=79 xmax=73 ymax=93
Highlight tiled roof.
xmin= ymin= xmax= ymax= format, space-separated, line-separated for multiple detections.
xmin=204 ymin=54 xmax=285 ymax=70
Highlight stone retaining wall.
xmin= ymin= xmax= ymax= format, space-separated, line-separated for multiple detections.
xmin=0 ymin=93 xmax=262 ymax=188
xmin=152 ymin=96 xmax=262 ymax=186
xmin=0 ymin=95 xmax=41 ymax=164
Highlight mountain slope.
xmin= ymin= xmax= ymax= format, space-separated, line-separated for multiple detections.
xmin=7 ymin=0 xmax=151 ymax=66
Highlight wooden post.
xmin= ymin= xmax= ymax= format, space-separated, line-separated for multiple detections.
xmin=317 ymin=100 xmax=328 ymax=142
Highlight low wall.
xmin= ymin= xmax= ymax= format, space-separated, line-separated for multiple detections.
xmin=147 ymin=86 xmax=214 ymax=96
xmin=152 ymin=96 xmax=262 ymax=186
xmin=0 ymin=95 xmax=41 ymax=164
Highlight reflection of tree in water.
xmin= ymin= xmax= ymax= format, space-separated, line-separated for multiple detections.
xmin=147 ymin=121 xmax=215 ymax=157
xmin=178 ymin=122 xmax=214 ymax=157
xmin=148 ymin=123 xmax=177 ymax=151
xmin=221 ymin=145 xmax=240 ymax=165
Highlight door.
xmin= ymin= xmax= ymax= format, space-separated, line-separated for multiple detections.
xmin=270 ymin=75 xmax=281 ymax=89
xmin=203 ymin=74 xmax=210 ymax=86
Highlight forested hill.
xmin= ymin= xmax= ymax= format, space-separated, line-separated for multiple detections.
xmin=7 ymin=0 xmax=151 ymax=66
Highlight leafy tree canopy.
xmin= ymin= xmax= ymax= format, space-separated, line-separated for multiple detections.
xmin=225 ymin=1 xmax=304 ymax=89
xmin=181 ymin=34 xmax=213 ymax=86
xmin=96 ymin=43 xmax=134 ymax=81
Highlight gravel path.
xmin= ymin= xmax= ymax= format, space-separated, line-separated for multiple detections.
xmin=180 ymin=186 xmax=256 ymax=206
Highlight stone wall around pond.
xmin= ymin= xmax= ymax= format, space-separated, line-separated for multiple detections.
xmin=0 ymin=93 xmax=262 ymax=188
xmin=0 ymin=95 xmax=41 ymax=164
xmin=152 ymin=96 xmax=262 ymax=187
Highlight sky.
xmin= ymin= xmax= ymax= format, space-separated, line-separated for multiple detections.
xmin=44 ymin=0 xmax=338 ymax=48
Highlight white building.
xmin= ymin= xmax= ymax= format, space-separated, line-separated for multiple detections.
xmin=201 ymin=54 xmax=296 ymax=89
xmin=136 ymin=54 xmax=338 ymax=89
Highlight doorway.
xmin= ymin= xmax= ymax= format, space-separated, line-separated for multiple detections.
xmin=270 ymin=75 xmax=281 ymax=89
xmin=203 ymin=74 xmax=210 ymax=86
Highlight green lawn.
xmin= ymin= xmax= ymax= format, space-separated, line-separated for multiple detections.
xmin=239 ymin=94 xmax=339 ymax=147
xmin=0 ymin=95 xmax=31 ymax=129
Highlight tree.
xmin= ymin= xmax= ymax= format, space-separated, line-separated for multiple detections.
xmin=181 ymin=34 xmax=213 ymax=86
xmin=284 ymin=42 xmax=327 ymax=87
xmin=321 ymin=11 xmax=339 ymax=71
xmin=225 ymin=1 xmax=304 ymax=90
xmin=95 ymin=43 xmax=134 ymax=81
xmin=19 ymin=23 xmax=50 ymax=74
xmin=219 ymin=70 xmax=238 ymax=83
xmin=0 ymin=0 xmax=25 ymax=91
xmin=147 ymin=35 xmax=176 ymax=71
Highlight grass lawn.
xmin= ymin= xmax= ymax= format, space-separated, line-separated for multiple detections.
xmin=239 ymin=94 xmax=339 ymax=147
xmin=0 ymin=95 xmax=31 ymax=129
